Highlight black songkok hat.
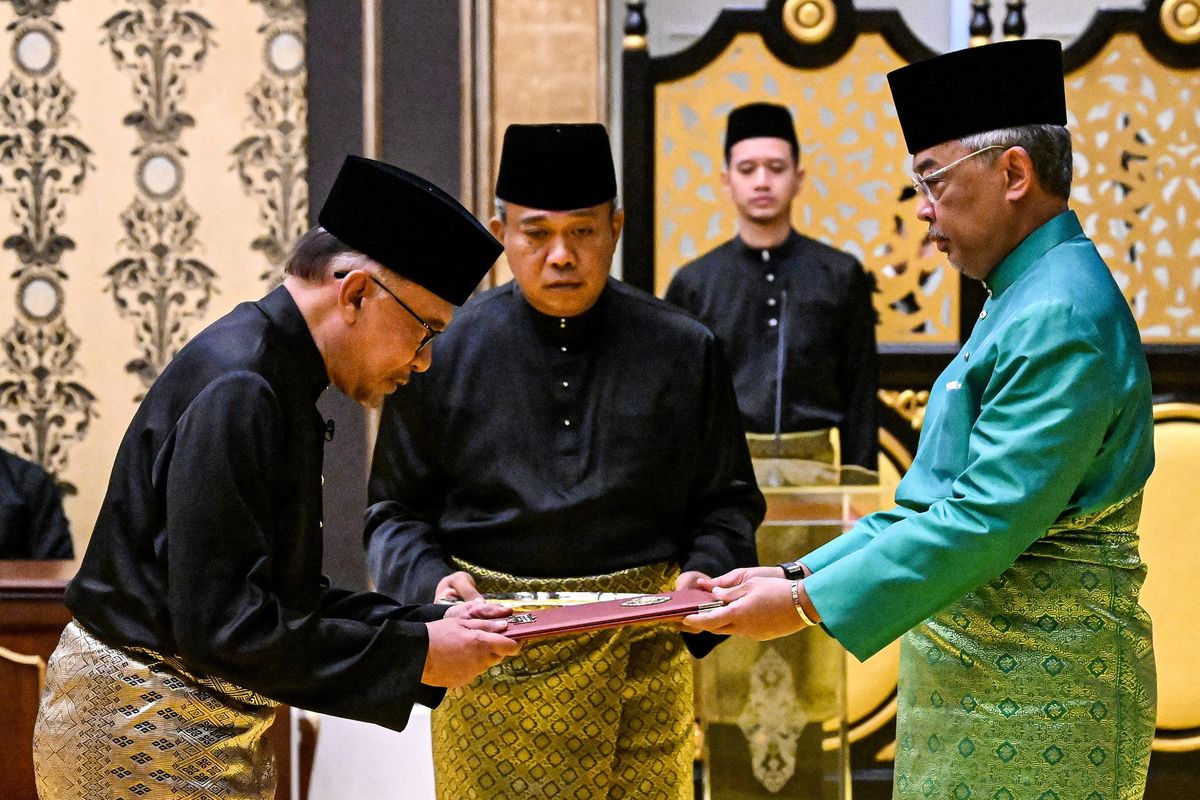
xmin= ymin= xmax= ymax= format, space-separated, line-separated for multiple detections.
xmin=724 ymin=102 xmax=799 ymax=157
xmin=318 ymin=155 xmax=501 ymax=306
xmin=495 ymin=123 xmax=617 ymax=210
xmin=887 ymin=39 xmax=1067 ymax=155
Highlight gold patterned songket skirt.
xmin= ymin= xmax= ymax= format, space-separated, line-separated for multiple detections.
xmin=33 ymin=620 xmax=279 ymax=800
xmin=431 ymin=560 xmax=694 ymax=800
xmin=895 ymin=493 xmax=1156 ymax=800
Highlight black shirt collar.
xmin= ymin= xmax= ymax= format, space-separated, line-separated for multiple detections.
xmin=514 ymin=278 xmax=611 ymax=347
xmin=257 ymin=285 xmax=330 ymax=402
xmin=734 ymin=229 xmax=801 ymax=267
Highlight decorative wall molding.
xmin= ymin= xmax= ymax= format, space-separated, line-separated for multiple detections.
xmin=0 ymin=0 xmax=95 ymax=493
xmin=232 ymin=0 xmax=307 ymax=288
xmin=0 ymin=1 xmax=310 ymax=544
xmin=103 ymin=0 xmax=215 ymax=396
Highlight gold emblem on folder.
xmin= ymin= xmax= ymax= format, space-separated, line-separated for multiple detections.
xmin=620 ymin=595 xmax=671 ymax=607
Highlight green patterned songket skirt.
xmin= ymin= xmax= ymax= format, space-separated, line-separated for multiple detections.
xmin=895 ymin=493 xmax=1155 ymax=800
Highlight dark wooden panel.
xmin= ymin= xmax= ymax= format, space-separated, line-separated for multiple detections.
xmin=305 ymin=0 xmax=363 ymax=216
xmin=0 ymin=561 xmax=75 ymax=800
xmin=305 ymin=0 xmax=371 ymax=595
xmin=0 ymin=650 xmax=41 ymax=800
xmin=381 ymin=0 xmax=461 ymax=194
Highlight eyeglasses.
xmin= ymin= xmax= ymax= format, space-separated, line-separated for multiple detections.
xmin=333 ymin=271 xmax=441 ymax=353
xmin=910 ymin=145 xmax=1005 ymax=202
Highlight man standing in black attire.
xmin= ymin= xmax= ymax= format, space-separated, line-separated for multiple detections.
xmin=33 ymin=156 xmax=519 ymax=800
xmin=365 ymin=123 xmax=763 ymax=800
xmin=666 ymin=102 xmax=879 ymax=474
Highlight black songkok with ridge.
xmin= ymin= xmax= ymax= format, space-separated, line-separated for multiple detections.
xmin=495 ymin=123 xmax=617 ymax=211
xmin=724 ymin=102 xmax=799 ymax=158
xmin=887 ymin=39 xmax=1067 ymax=155
xmin=318 ymin=155 xmax=501 ymax=306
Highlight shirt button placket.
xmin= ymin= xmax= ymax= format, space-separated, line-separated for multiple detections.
xmin=553 ymin=340 xmax=578 ymax=455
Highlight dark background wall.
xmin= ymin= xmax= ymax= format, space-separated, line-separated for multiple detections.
xmin=381 ymin=0 xmax=463 ymax=194
xmin=306 ymin=1 xmax=463 ymax=591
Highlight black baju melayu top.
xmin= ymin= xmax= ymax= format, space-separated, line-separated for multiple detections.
xmin=67 ymin=286 xmax=444 ymax=732
xmin=0 ymin=448 xmax=73 ymax=559
xmin=365 ymin=278 xmax=763 ymax=640
xmin=665 ymin=230 xmax=880 ymax=469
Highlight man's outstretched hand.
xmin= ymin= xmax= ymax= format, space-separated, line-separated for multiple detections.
xmin=680 ymin=566 xmax=815 ymax=640
xmin=422 ymin=616 xmax=520 ymax=688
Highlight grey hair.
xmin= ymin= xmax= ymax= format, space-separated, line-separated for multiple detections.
xmin=957 ymin=124 xmax=1073 ymax=200
xmin=284 ymin=227 xmax=361 ymax=280
xmin=493 ymin=197 xmax=622 ymax=223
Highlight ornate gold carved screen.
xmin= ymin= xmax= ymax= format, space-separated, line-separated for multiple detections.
xmin=622 ymin=0 xmax=1200 ymax=389
xmin=653 ymin=31 xmax=951 ymax=343
xmin=653 ymin=26 xmax=1200 ymax=345
xmin=1068 ymin=33 xmax=1200 ymax=341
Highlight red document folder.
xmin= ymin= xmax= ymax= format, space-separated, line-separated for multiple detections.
xmin=501 ymin=588 xmax=723 ymax=641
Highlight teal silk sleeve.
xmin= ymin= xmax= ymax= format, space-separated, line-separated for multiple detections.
xmin=804 ymin=301 xmax=1115 ymax=661
xmin=800 ymin=505 xmax=917 ymax=573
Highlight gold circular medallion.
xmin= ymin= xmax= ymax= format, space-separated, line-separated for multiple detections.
xmin=1161 ymin=0 xmax=1200 ymax=44
xmin=620 ymin=595 xmax=671 ymax=607
xmin=782 ymin=0 xmax=836 ymax=45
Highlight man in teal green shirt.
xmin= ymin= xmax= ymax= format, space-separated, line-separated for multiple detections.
xmin=684 ymin=39 xmax=1156 ymax=800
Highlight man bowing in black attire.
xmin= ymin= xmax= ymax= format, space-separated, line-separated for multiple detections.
xmin=33 ymin=156 xmax=520 ymax=800
xmin=365 ymin=123 xmax=764 ymax=800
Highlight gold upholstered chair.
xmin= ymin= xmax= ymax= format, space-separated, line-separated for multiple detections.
xmin=1139 ymin=401 xmax=1200 ymax=753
